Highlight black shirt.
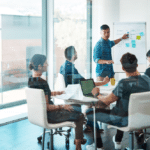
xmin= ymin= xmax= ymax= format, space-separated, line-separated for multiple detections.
xmin=145 ymin=67 xmax=150 ymax=78
xmin=28 ymin=76 xmax=53 ymax=104
xmin=111 ymin=75 xmax=150 ymax=127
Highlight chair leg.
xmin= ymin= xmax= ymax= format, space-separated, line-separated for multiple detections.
xmin=100 ymin=122 xmax=102 ymax=129
xmin=129 ymin=131 xmax=134 ymax=150
xmin=50 ymin=129 xmax=53 ymax=150
xmin=42 ymin=128 xmax=46 ymax=150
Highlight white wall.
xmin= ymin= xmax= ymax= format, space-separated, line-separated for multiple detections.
xmin=92 ymin=0 xmax=150 ymax=81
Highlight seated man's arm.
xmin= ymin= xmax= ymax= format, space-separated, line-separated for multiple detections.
xmin=91 ymin=87 xmax=118 ymax=108
xmin=97 ymin=92 xmax=118 ymax=106
xmin=95 ymin=76 xmax=110 ymax=86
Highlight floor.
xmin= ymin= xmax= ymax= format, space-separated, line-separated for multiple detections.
xmin=0 ymin=104 xmax=27 ymax=126
xmin=0 ymin=119 xmax=150 ymax=150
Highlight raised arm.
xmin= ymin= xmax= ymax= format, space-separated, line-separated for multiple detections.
xmin=114 ymin=33 xmax=129 ymax=44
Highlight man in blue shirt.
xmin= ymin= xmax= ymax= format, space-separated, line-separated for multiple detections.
xmin=60 ymin=46 xmax=84 ymax=87
xmin=93 ymin=24 xmax=129 ymax=81
xmin=60 ymin=46 xmax=110 ymax=133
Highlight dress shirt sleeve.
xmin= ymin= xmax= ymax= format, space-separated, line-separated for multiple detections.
xmin=93 ymin=42 xmax=102 ymax=63
xmin=95 ymin=58 xmax=100 ymax=63
xmin=73 ymin=67 xmax=84 ymax=79
xmin=110 ymin=40 xmax=115 ymax=47
xmin=59 ymin=65 xmax=63 ymax=74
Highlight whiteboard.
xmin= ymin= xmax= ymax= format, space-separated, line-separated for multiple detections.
xmin=113 ymin=22 xmax=146 ymax=65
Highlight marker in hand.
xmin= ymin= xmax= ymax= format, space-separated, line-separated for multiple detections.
xmin=127 ymin=32 xmax=129 ymax=38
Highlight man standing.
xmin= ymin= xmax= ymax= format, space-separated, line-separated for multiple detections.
xmin=93 ymin=24 xmax=129 ymax=81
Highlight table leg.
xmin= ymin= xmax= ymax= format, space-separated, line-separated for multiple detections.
xmin=93 ymin=106 xmax=97 ymax=150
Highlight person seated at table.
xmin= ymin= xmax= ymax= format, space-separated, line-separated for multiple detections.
xmin=60 ymin=46 xmax=110 ymax=132
xmin=60 ymin=46 xmax=84 ymax=86
xmin=28 ymin=54 xmax=87 ymax=150
xmin=86 ymin=52 xmax=150 ymax=150
xmin=145 ymin=49 xmax=150 ymax=78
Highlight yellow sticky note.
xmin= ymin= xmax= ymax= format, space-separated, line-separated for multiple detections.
xmin=136 ymin=35 xmax=141 ymax=40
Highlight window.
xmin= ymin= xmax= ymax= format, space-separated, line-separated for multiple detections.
xmin=53 ymin=0 xmax=92 ymax=89
xmin=0 ymin=0 xmax=43 ymax=105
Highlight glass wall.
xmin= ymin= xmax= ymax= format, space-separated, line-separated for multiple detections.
xmin=0 ymin=0 xmax=92 ymax=105
xmin=0 ymin=0 xmax=43 ymax=104
xmin=53 ymin=0 xmax=92 ymax=88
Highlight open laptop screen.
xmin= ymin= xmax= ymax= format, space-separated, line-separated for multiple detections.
xmin=80 ymin=79 xmax=95 ymax=97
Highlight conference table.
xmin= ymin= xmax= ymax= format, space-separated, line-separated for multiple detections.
xmin=55 ymin=84 xmax=116 ymax=150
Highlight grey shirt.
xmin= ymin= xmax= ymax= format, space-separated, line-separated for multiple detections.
xmin=111 ymin=75 xmax=150 ymax=126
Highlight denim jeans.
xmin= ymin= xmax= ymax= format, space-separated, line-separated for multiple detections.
xmin=47 ymin=104 xmax=84 ymax=139
xmin=86 ymin=108 xmax=124 ymax=148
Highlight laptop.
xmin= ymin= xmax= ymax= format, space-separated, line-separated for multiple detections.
xmin=80 ymin=79 xmax=95 ymax=97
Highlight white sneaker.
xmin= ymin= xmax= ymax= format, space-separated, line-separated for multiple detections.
xmin=112 ymin=136 xmax=121 ymax=149
xmin=86 ymin=143 xmax=104 ymax=150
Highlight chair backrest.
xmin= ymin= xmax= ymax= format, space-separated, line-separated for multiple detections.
xmin=25 ymin=88 xmax=48 ymax=127
xmin=128 ymin=91 xmax=150 ymax=130
xmin=54 ymin=73 xmax=66 ymax=90
xmin=25 ymin=87 xmax=76 ymax=129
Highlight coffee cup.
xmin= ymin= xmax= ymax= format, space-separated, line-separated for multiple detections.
xmin=110 ymin=78 xmax=115 ymax=86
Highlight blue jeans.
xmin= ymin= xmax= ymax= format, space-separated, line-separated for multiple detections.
xmin=86 ymin=121 xmax=100 ymax=130
xmin=47 ymin=104 xmax=84 ymax=139
xmin=86 ymin=108 xmax=124 ymax=148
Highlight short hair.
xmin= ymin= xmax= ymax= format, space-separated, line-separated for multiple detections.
xmin=100 ymin=24 xmax=110 ymax=30
xmin=29 ymin=54 xmax=46 ymax=71
xmin=64 ymin=46 xmax=75 ymax=60
xmin=120 ymin=53 xmax=138 ymax=73
xmin=146 ymin=50 xmax=150 ymax=57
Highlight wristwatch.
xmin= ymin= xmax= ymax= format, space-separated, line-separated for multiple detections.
xmin=94 ymin=93 xmax=99 ymax=98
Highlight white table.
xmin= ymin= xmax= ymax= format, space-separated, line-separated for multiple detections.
xmin=54 ymin=85 xmax=116 ymax=150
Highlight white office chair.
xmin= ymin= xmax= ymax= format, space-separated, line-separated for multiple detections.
xmin=54 ymin=73 xmax=66 ymax=91
xmin=108 ymin=91 xmax=150 ymax=150
xmin=25 ymin=88 xmax=76 ymax=150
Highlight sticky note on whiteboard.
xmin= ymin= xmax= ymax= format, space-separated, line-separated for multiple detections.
xmin=131 ymin=40 xmax=136 ymax=44
xmin=136 ymin=35 xmax=141 ymax=40
xmin=132 ymin=44 xmax=136 ymax=48
xmin=139 ymin=32 xmax=144 ymax=36
xmin=125 ymin=43 xmax=130 ymax=47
